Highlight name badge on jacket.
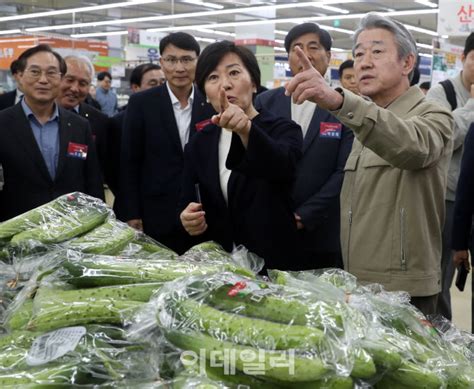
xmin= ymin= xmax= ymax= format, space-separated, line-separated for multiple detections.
xmin=67 ymin=142 xmax=88 ymax=160
xmin=320 ymin=122 xmax=342 ymax=139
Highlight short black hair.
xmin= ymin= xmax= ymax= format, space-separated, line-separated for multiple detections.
xmin=16 ymin=44 xmax=66 ymax=75
xmin=10 ymin=59 xmax=20 ymax=75
xmin=419 ymin=81 xmax=431 ymax=90
xmin=159 ymin=32 xmax=200 ymax=56
xmin=338 ymin=59 xmax=354 ymax=78
xmin=195 ymin=40 xmax=261 ymax=97
xmin=464 ymin=32 xmax=474 ymax=56
xmin=285 ymin=22 xmax=332 ymax=53
xmin=97 ymin=71 xmax=112 ymax=81
xmin=130 ymin=63 xmax=162 ymax=87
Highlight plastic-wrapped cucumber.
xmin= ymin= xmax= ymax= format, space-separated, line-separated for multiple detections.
xmin=165 ymin=330 xmax=330 ymax=383
xmin=172 ymin=298 xmax=325 ymax=350
xmin=3 ymin=299 xmax=34 ymax=331
xmin=27 ymin=299 xmax=142 ymax=332
xmin=68 ymin=219 xmax=136 ymax=255
xmin=0 ymin=362 xmax=79 ymax=387
xmin=35 ymin=282 xmax=164 ymax=305
xmin=63 ymin=257 xmax=255 ymax=287
xmin=378 ymin=360 xmax=444 ymax=389
xmin=11 ymin=208 xmax=107 ymax=246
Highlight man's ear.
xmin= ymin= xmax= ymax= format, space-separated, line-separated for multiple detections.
xmin=402 ymin=53 xmax=416 ymax=78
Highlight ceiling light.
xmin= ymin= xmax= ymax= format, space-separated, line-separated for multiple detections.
xmin=181 ymin=0 xmax=223 ymax=9
xmin=0 ymin=0 xmax=159 ymax=22
xmin=313 ymin=4 xmax=350 ymax=14
xmin=195 ymin=28 xmax=235 ymax=37
xmin=274 ymin=30 xmax=287 ymax=36
xmin=331 ymin=48 xmax=347 ymax=52
xmin=23 ymin=2 xmax=358 ymax=33
xmin=419 ymin=53 xmax=433 ymax=58
xmin=416 ymin=42 xmax=433 ymax=49
xmin=195 ymin=36 xmax=217 ymax=43
xmin=71 ymin=30 xmax=128 ymax=38
xmin=414 ymin=0 xmax=438 ymax=8
xmin=0 ymin=29 xmax=21 ymax=35
xmin=318 ymin=25 xmax=354 ymax=35
xmin=441 ymin=35 xmax=449 ymax=39
xmin=404 ymin=24 xmax=438 ymax=36
xmin=274 ymin=47 xmax=287 ymax=52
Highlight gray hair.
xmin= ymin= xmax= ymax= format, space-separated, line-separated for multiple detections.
xmin=63 ymin=55 xmax=95 ymax=80
xmin=353 ymin=13 xmax=418 ymax=81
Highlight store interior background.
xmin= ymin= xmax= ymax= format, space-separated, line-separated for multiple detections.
xmin=0 ymin=0 xmax=471 ymax=330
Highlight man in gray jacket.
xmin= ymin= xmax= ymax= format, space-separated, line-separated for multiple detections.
xmin=286 ymin=13 xmax=453 ymax=315
xmin=426 ymin=33 xmax=474 ymax=320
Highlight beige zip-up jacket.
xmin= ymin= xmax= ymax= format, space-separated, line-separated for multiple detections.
xmin=333 ymin=87 xmax=453 ymax=297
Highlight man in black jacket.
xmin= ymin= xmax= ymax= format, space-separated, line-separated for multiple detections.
xmin=0 ymin=59 xmax=23 ymax=111
xmin=0 ymin=44 xmax=103 ymax=221
xmin=255 ymin=23 xmax=353 ymax=269
xmin=57 ymin=55 xmax=111 ymax=198
xmin=120 ymin=33 xmax=214 ymax=253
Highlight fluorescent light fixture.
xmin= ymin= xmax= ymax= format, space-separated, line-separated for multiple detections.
xmin=313 ymin=4 xmax=349 ymax=14
xmin=414 ymin=0 xmax=438 ymax=8
xmin=404 ymin=24 xmax=438 ymax=36
xmin=419 ymin=53 xmax=433 ymax=58
xmin=274 ymin=30 xmax=287 ymax=36
xmin=331 ymin=47 xmax=347 ymax=52
xmin=195 ymin=36 xmax=217 ymax=43
xmin=182 ymin=0 xmax=223 ymax=9
xmin=274 ymin=47 xmax=287 ymax=52
xmin=416 ymin=42 xmax=433 ymax=49
xmin=23 ymin=2 xmax=358 ymax=33
xmin=71 ymin=30 xmax=128 ymax=38
xmin=318 ymin=25 xmax=354 ymax=35
xmin=441 ymin=35 xmax=449 ymax=39
xmin=0 ymin=0 xmax=159 ymax=22
xmin=275 ymin=39 xmax=285 ymax=44
xmin=0 ymin=29 xmax=21 ymax=35
xmin=195 ymin=28 xmax=235 ymax=37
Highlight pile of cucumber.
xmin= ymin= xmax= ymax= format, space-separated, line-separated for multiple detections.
xmin=152 ymin=272 xmax=474 ymax=389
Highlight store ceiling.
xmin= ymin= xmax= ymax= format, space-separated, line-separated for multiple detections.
xmin=0 ymin=0 xmax=456 ymax=54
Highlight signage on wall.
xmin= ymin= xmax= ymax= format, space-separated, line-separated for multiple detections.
xmin=438 ymin=0 xmax=474 ymax=36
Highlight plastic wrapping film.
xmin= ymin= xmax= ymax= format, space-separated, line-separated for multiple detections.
xmin=129 ymin=271 xmax=383 ymax=388
xmin=119 ymin=232 xmax=177 ymax=259
xmin=0 ymin=192 xmax=112 ymax=269
xmin=0 ymin=324 xmax=158 ymax=387
xmin=271 ymin=268 xmax=474 ymax=389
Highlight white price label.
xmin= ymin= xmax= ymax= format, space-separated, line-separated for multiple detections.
xmin=26 ymin=326 xmax=86 ymax=366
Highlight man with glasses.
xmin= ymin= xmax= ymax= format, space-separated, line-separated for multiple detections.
xmin=57 ymin=55 xmax=110 ymax=199
xmin=121 ymin=32 xmax=214 ymax=253
xmin=0 ymin=44 xmax=104 ymax=221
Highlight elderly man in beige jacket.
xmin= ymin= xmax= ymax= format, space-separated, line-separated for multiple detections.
xmin=286 ymin=13 xmax=453 ymax=316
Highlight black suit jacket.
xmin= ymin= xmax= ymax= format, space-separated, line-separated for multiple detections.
xmin=120 ymin=84 xmax=214 ymax=252
xmin=179 ymin=109 xmax=302 ymax=270
xmin=77 ymin=102 xmax=110 ymax=192
xmin=0 ymin=90 xmax=17 ymax=111
xmin=255 ymin=87 xmax=354 ymax=268
xmin=0 ymin=103 xmax=104 ymax=221
xmin=452 ymin=123 xmax=474 ymax=250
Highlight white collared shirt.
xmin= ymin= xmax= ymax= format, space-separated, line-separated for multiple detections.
xmin=218 ymin=128 xmax=232 ymax=205
xmin=14 ymin=89 xmax=23 ymax=104
xmin=166 ymin=82 xmax=194 ymax=150
xmin=291 ymin=98 xmax=316 ymax=139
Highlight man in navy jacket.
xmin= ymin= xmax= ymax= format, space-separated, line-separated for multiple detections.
xmin=256 ymin=23 xmax=353 ymax=269
xmin=120 ymin=33 xmax=214 ymax=253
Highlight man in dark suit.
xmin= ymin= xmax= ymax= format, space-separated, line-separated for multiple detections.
xmin=121 ymin=32 xmax=214 ymax=253
xmin=57 ymin=55 xmax=110 ymax=198
xmin=0 ymin=59 xmax=23 ymax=111
xmin=109 ymin=63 xmax=166 ymax=218
xmin=256 ymin=23 xmax=354 ymax=269
xmin=0 ymin=44 xmax=103 ymax=221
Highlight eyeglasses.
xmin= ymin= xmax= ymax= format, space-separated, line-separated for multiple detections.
xmin=24 ymin=68 xmax=62 ymax=80
xmin=162 ymin=56 xmax=197 ymax=68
